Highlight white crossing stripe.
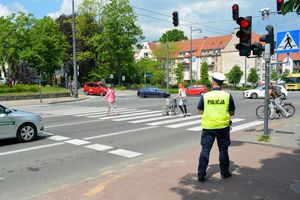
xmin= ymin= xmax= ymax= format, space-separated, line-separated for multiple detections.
xmin=187 ymin=118 xmax=246 ymax=131
xmin=87 ymin=109 xmax=147 ymax=118
xmin=146 ymin=115 xmax=200 ymax=126
xmin=112 ymin=113 xmax=162 ymax=121
xmin=85 ymin=144 xmax=113 ymax=151
xmin=48 ymin=135 xmax=70 ymax=141
xmin=231 ymin=121 xmax=263 ymax=132
xmin=64 ymin=139 xmax=91 ymax=146
xmin=74 ymin=108 xmax=135 ymax=117
xmin=166 ymin=119 xmax=201 ymax=128
xmin=129 ymin=115 xmax=180 ymax=123
xmin=46 ymin=119 xmax=104 ymax=128
xmin=109 ymin=149 xmax=142 ymax=158
xmin=100 ymin=110 xmax=158 ymax=120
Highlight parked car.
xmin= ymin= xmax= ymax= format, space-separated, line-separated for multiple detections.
xmin=0 ymin=77 xmax=7 ymax=84
xmin=83 ymin=82 xmax=108 ymax=96
xmin=185 ymin=85 xmax=208 ymax=96
xmin=137 ymin=87 xmax=170 ymax=98
xmin=0 ymin=104 xmax=44 ymax=142
xmin=243 ymin=85 xmax=288 ymax=99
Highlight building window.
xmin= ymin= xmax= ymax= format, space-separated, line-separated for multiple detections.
xmin=144 ymin=53 xmax=148 ymax=58
xmin=144 ymin=45 xmax=147 ymax=49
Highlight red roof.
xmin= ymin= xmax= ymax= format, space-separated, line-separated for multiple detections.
xmin=277 ymin=52 xmax=300 ymax=61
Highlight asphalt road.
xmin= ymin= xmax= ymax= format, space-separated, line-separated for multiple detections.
xmin=0 ymin=91 xmax=299 ymax=200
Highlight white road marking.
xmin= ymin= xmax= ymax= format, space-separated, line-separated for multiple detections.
xmin=187 ymin=118 xmax=246 ymax=131
xmin=85 ymin=144 xmax=113 ymax=151
xmin=0 ymin=177 xmax=6 ymax=181
xmin=74 ymin=108 xmax=135 ymax=117
xmin=109 ymin=149 xmax=142 ymax=158
xmin=64 ymin=139 xmax=90 ymax=146
xmin=46 ymin=119 xmax=104 ymax=128
xmin=86 ymin=109 xmax=146 ymax=118
xmin=100 ymin=110 xmax=151 ymax=120
xmin=83 ymin=126 xmax=157 ymax=140
xmin=112 ymin=113 xmax=162 ymax=121
xmin=146 ymin=115 xmax=200 ymax=126
xmin=231 ymin=121 xmax=263 ymax=132
xmin=129 ymin=115 xmax=180 ymax=123
xmin=166 ymin=120 xmax=202 ymax=128
xmin=0 ymin=143 xmax=65 ymax=157
xmin=48 ymin=135 xmax=71 ymax=141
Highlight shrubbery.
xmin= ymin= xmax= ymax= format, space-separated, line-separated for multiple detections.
xmin=0 ymin=84 xmax=39 ymax=93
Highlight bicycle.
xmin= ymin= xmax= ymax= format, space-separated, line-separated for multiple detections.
xmin=255 ymin=98 xmax=295 ymax=119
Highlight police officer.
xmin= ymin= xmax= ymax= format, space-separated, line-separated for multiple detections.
xmin=196 ymin=72 xmax=235 ymax=182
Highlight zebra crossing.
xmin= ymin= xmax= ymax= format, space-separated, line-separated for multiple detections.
xmin=35 ymin=106 xmax=264 ymax=133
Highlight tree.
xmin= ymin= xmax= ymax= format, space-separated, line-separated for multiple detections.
xmin=175 ymin=63 xmax=184 ymax=84
xmin=280 ymin=69 xmax=290 ymax=81
xmin=159 ymin=29 xmax=188 ymax=42
xmin=135 ymin=58 xmax=162 ymax=86
xmin=282 ymin=0 xmax=300 ymax=15
xmin=199 ymin=62 xmax=211 ymax=88
xmin=226 ymin=65 xmax=243 ymax=88
xmin=247 ymin=68 xmax=259 ymax=85
xmin=271 ymin=69 xmax=279 ymax=83
xmin=97 ymin=0 xmax=144 ymax=85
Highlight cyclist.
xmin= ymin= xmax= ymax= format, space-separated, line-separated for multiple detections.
xmin=269 ymin=83 xmax=289 ymax=119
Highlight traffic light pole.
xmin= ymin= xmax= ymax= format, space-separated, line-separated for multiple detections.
xmin=263 ymin=43 xmax=271 ymax=136
xmin=166 ymin=35 xmax=169 ymax=90
xmin=72 ymin=0 xmax=78 ymax=98
xmin=190 ymin=26 xmax=193 ymax=85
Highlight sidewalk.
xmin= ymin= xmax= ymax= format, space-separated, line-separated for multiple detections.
xmin=30 ymin=121 xmax=300 ymax=200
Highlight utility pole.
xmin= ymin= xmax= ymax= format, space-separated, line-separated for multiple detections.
xmin=72 ymin=0 xmax=78 ymax=98
xmin=166 ymin=35 xmax=169 ymax=89
xmin=190 ymin=26 xmax=193 ymax=85
xmin=263 ymin=43 xmax=271 ymax=136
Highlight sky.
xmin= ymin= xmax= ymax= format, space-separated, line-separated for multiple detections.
xmin=0 ymin=0 xmax=300 ymax=42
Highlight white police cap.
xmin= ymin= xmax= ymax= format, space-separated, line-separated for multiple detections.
xmin=212 ymin=72 xmax=226 ymax=82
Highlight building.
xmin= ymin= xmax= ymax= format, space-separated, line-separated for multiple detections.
xmin=276 ymin=52 xmax=300 ymax=74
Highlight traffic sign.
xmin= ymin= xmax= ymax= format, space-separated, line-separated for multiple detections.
xmin=276 ymin=30 xmax=300 ymax=54
xmin=144 ymin=72 xmax=153 ymax=77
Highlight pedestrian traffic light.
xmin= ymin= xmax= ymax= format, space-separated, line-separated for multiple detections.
xmin=236 ymin=16 xmax=252 ymax=57
xmin=172 ymin=11 xmax=179 ymax=27
xmin=277 ymin=0 xmax=284 ymax=13
xmin=232 ymin=4 xmax=239 ymax=21
xmin=259 ymin=25 xmax=275 ymax=55
xmin=251 ymin=42 xmax=264 ymax=56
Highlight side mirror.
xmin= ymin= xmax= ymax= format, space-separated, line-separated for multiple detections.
xmin=4 ymin=108 xmax=11 ymax=114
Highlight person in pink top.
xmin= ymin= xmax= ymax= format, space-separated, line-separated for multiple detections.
xmin=103 ymin=86 xmax=117 ymax=116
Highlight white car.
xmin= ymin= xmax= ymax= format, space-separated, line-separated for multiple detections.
xmin=243 ymin=85 xmax=288 ymax=99
xmin=0 ymin=104 xmax=44 ymax=142
xmin=0 ymin=77 xmax=6 ymax=84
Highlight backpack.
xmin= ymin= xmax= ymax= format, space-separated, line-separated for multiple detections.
xmin=274 ymin=86 xmax=282 ymax=96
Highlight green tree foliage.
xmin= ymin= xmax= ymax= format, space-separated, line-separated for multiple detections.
xmin=159 ymin=29 xmax=188 ymax=42
xmin=282 ymin=0 xmax=300 ymax=15
xmin=175 ymin=63 xmax=184 ymax=84
xmin=271 ymin=69 xmax=279 ymax=82
xmin=280 ymin=69 xmax=290 ymax=81
xmin=24 ymin=16 xmax=68 ymax=83
xmin=97 ymin=0 xmax=144 ymax=85
xmin=199 ymin=62 xmax=211 ymax=88
xmin=226 ymin=65 xmax=243 ymax=87
xmin=135 ymin=58 xmax=162 ymax=86
xmin=247 ymin=68 xmax=259 ymax=85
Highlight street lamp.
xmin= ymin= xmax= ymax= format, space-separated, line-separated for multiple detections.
xmin=72 ymin=0 xmax=78 ymax=98
xmin=190 ymin=27 xmax=202 ymax=85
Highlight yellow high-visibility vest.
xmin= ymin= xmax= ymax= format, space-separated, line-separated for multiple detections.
xmin=201 ymin=90 xmax=230 ymax=129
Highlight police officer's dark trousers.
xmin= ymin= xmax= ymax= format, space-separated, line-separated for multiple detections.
xmin=198 ymin=126 xmax=231 ymax=177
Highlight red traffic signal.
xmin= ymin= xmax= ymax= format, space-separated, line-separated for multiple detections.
xmin=277 ymin=0 xmax=284 ymax=13
xmin=232 ymin=4 xmax=239 ymax=20
xmin=236 ymin=16 xmax=252 ymax=57
xmin=172 ymin=11 xmax=179 ymax=27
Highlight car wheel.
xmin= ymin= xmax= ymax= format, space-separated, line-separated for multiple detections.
xmin=159 ymin=94 xmax=164 ymax=98
xmin=251 ymin=93 xmax=258 ymax=99
xmin=17 ymin=123 xmax=37 ymax=142
xmin=140 ymin=93 xmax=145 ymax=98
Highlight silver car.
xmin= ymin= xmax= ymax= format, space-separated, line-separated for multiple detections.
xmin=0 ymin=104 xmax=44 ymax=142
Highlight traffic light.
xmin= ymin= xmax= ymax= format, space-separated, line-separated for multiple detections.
xmin=236 ymin=16 xmax=252 ymax=57
xmin=232 ymin=4 xmax=239 ymax=21
xmin=251 ymin=42 xmax=264 ymax=56
xmin=277 ymin=0 xmax=284 ymax=13
xmin=259 ymin=25 xmax=275 ymax=55
xmin=172 ymin=11 xmax=179 ymax=27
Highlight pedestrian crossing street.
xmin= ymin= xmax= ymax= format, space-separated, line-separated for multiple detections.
xmin=32 ymin=105 xmax=264 ymax=133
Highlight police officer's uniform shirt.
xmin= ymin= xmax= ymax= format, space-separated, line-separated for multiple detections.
xmin=197 ymin=88 xmax=235 ymax=112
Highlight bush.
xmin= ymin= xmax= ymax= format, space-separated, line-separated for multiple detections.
xmin=0 ymin=84 xmax=39 ymax=93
